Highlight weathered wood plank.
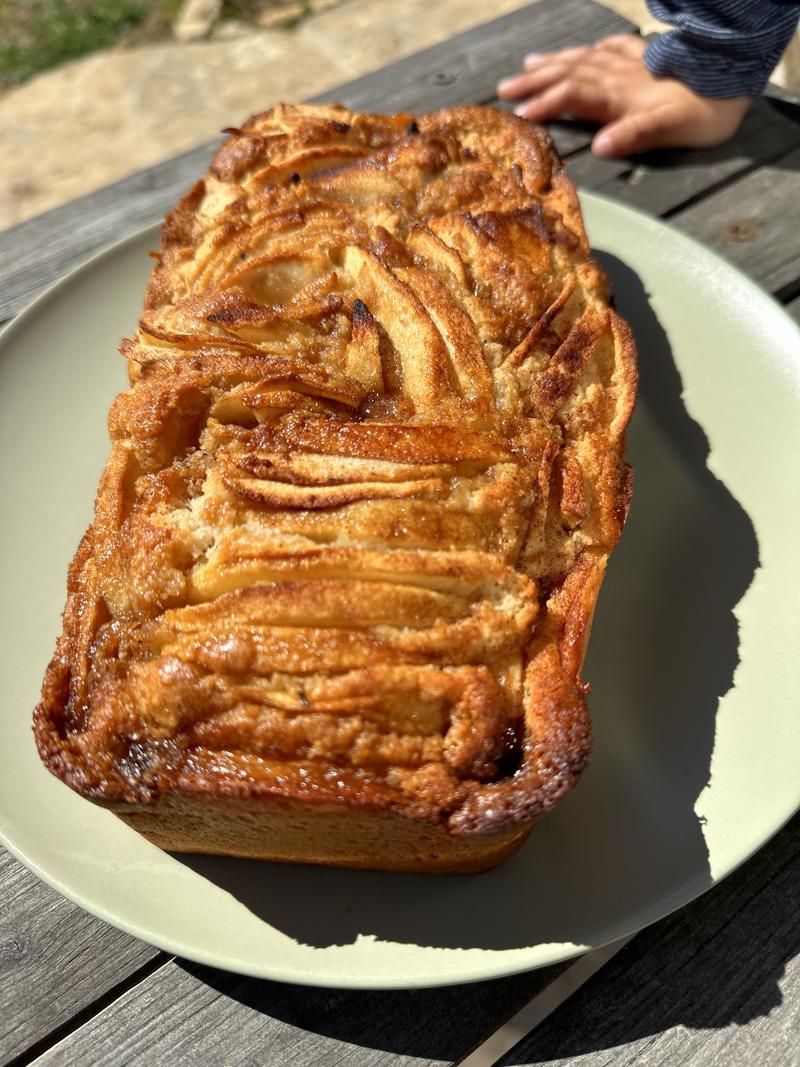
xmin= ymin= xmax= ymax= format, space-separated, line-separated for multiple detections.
xmin=0 ymin=0 xmax=632 ymax=324
xmin=27 ymin=958 xmax=568 ymax=1067
xmin=1 ymin=4 xmax=797 ymax=1064
xmin=565 ymin=96 xmax=800 ymax=218
xmin=564 ymin=138 xmax=800 ymax=299
xmin=0 ymin=139 xmax=217 ymax=328
xmin=22 ymin=814 xmax=800 ymax=1067
xmin=667 ymin=146 xmax=800 ymax=297
xmin=3 ymin=0 xmax=799 ymax=329
xmin=496 ymin=812 xmax=800 ymax=1067
xmin=313 ymin=0 xmax=631 ymax=118
xmin=0 ymin=848 xmax=167 ymax=1064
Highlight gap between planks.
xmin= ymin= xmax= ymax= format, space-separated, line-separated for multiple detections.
xmin=1 ymin=1 xmax=798 ymax=1061
xmin=4 ymin=954 xmax=173 ymax=1067
xmin=455 ymin=937 xmax=634 ymax=1067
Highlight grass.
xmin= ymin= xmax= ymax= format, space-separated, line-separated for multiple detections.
xmin=0 ymin=0 xmax=316 ymax=90
xmin=0 ymin=1 xmax=183 ymax=89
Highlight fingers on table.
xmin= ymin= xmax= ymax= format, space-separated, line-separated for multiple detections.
xmin=497 ymin=48 xmax=632 ymax=106
xmin=495 ymin=34 xmax=650 ymax=135
xmin=593 ymin=104 xmax=679 ymax=156
xmin=497 ymin=33 xmax=647 ymax=99
xmin=498 ymin=62 xmax=576 ymax=100
xmin=523 ymin=45 xmax=594 ymax=69
xmin=514 ymin=79 xmax=612 ymax=123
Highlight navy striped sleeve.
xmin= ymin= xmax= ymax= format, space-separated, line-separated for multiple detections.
xmin=644 ymin=0 xmax=800 ymax=97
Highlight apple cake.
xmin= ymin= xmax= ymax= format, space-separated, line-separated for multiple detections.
xmin=34 ymin=105 xmax=637 ymax=873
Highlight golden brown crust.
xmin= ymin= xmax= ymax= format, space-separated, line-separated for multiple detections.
xmin=34 ymin=104 xmax=637 ymax=871
xmin=106 ymin=794 xmax=535 ymax=873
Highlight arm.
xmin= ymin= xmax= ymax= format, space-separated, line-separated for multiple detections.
xmin=496 ymin=2 xmax=799 ymax=157
xmin=645 ymin=0 xmax=800 ymax=96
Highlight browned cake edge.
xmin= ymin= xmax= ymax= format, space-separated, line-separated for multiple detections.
xmin=33 ymin=106 xmax=637 ymax=873
xmin=104 ymin=794 xmax=535 ymax=873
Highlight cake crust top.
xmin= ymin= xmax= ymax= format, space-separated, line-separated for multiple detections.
xmin=35 ymin=105 xmax=636 ymax=836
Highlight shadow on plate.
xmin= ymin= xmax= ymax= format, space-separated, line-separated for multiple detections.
xmin=173 ymin=814 xmax=798 ymax=1064
xmin=173 ymin=252 xmax=759 ymax=957
xmin=496 ymin=811 xmax=800 ymax=1065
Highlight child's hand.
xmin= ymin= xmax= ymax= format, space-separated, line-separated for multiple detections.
xmin=497 ymin=34 xmax=750 ymax=157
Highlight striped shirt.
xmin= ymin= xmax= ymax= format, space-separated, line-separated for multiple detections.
xmin=644 ymin=0 xmax=800 ymax=96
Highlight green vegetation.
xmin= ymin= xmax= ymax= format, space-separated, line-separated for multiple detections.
xmin=0 ymin=0 xmax=313 ymax=89
xmin=0 ymin=1 xmax=183 ymax=89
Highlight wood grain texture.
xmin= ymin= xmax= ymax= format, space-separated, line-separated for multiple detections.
xmin=1 ymin=3 xmax=798 ymax=1065
xmin=3 ymin=2 xmax=800 ymax=327
xmin=565 ymin=96 xmax=800 ymax=219
xmin=0 ymin=848 xmax=165 ymax=1064
xmin=0 ymin=140 xmax=220 ymax=327
xmin=0 ymin=0 xmax=635 ymax=323
xmin=668 ymin=146 xmax=800 ymax=297
xmin=497 ymin=813 xmax=800 ymax=1067
xmin=312 ymin=0 xmax=631 ymax=119
xmin=27 ymin=960 xmax=568 ymax=1067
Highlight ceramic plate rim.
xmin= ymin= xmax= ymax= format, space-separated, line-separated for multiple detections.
xmin=1 ymin=190 xmax=798 ymax=989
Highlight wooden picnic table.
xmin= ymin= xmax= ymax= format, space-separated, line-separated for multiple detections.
xmin=1 ymin=1 xmax=798 ymax=1063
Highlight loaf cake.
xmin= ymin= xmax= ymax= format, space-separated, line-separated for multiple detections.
xmin=34 ymin=105 xmax=637 ymax=873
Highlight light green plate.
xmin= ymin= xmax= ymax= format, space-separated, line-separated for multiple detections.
xmin=1 ymin=193 xmax=798 ymax=989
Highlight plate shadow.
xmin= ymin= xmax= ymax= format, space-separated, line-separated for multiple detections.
xmin=172 ymin=252 xmax=759 ymax=956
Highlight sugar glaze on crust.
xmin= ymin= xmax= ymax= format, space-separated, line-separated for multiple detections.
xmin=34 ymin=105 xmax=636 ymax=870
